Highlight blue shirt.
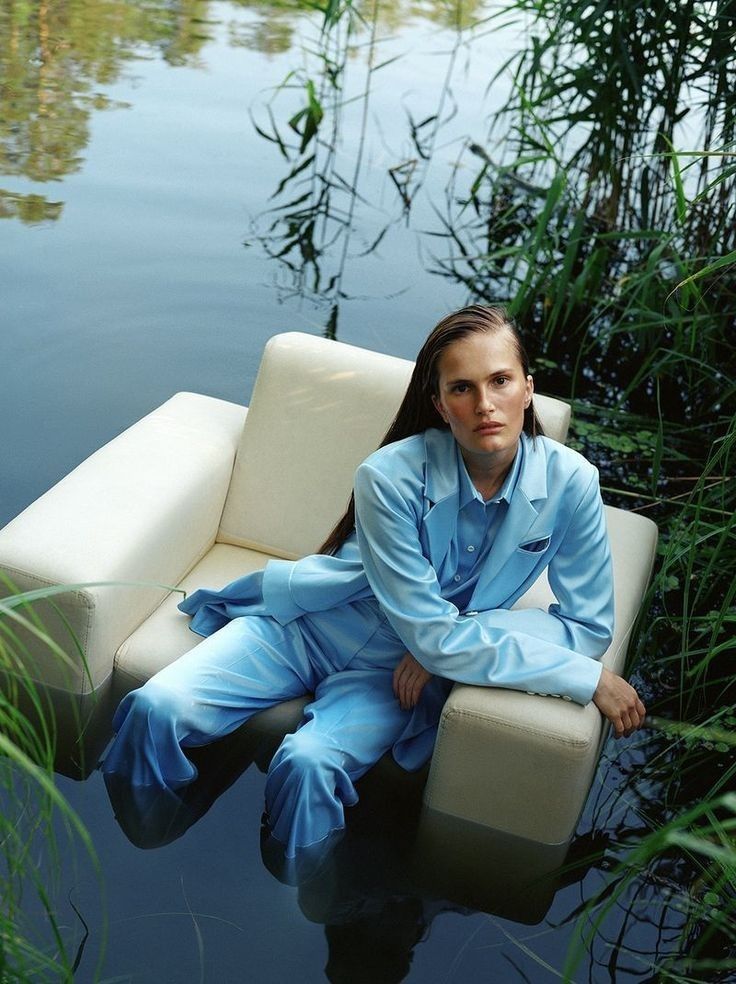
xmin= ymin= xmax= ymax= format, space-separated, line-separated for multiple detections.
xmin=444 ymin=439 xmax=523 ymax=612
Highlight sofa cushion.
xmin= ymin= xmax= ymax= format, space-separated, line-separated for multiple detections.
xmin=217 ymin=333 xmax=414 ymax=558
xmin=113 ymin=542 xmax=308 ymax=734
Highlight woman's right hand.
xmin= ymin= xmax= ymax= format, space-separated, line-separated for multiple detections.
xmin=592 ymin=666 xmax=646 ymax=738
xmin=393 ymin=652 xmax=433 ymax=711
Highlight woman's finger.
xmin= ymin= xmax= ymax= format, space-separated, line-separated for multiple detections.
xmin=392 ymin=654 xmax=411 ymax=698
xmin=399 ymin=665 xmax=414 ymax=710
xmin=409 ymin=673 xmax=422 ymax=709
xmin=402 ymin=674 xmax=414 ymax=710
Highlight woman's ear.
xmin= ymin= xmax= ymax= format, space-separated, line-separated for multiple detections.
xmin=524 ymin=374 xmax=534 ymax=409
xmin=432 ymin=394 xmax=448 ymax=422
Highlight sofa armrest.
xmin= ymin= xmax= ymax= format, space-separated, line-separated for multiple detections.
xmin=423 ymin=506 xmax=658 ymax=842
xmin=423 ymin=686 xmax=604 ymax=843
xmin=0 ymin=393 xmax=246 ymax=694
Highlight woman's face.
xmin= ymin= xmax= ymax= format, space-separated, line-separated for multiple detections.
xmin=431 ymin=328 xmax=533 ymax=464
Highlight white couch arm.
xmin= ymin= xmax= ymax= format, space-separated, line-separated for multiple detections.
xmin=0 ymin=393 xmax=246 ymax=694
xmin=423 ymin=506 xmax=658 ymax=843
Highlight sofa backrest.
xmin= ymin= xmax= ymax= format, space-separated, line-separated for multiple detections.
xmin=218 ymin=332 xmax=571 ymax=558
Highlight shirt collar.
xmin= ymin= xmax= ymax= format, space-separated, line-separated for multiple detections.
xmin=457 ymin=437 xmax=524 ymax=508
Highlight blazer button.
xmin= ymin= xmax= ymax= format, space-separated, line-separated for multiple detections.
xmin=453 ymin=575 xmax=461 ymax=582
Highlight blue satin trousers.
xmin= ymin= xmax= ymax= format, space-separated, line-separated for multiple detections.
xmin=102 ymin=600 xmax=423 ymax=857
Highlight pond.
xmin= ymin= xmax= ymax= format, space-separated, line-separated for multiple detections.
xmin=2 ymin=0 xmax=734 ymax=980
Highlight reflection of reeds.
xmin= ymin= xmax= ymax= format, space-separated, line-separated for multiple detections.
xmin=250 ymin=0 xmax=468 ymax=335
xmin=250 ymin=0 xmax=381 ymax=336
xmin=575 ymin=465 xmax=736 ymax=977
xmin=0 ymin=584 xmax=101 ymax=980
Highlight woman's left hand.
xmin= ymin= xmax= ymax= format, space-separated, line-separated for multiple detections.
xmin=393 ymin=652 xmax=433 ymax=710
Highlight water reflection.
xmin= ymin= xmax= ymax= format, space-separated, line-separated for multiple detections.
xmin=0 ymin=187 xmax=63 ymax=222
xmin=0 ymin=0 xmax=487 ymax=226
xmin=0 ymin=0 xmax=214 ymax=193
xmin=100 ymin=717 xmax=613 ymax=981
xmin=249 ymin=0 xmax=477 ymax=335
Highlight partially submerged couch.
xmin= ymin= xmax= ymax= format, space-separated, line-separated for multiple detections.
xmin=0 ymin=332 xmax=658 ymax=845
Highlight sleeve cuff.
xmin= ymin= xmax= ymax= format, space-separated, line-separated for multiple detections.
xmin=262 ymin=559 xmax=305 ymax=624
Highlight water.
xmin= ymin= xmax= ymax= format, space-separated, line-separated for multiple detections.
xmin=0 ymin=1 xmax=719 ymax=980
xmin=1 ymin=0 xmax=504 ymax=523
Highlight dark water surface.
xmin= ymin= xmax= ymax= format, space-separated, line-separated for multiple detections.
xmin=1 ymin=1 xmax=688 ymax=980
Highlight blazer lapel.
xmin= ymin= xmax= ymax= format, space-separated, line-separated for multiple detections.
xmin=472 ymin=434 xmax=550 ymax=603
xmin=420 ymin=429 xmax=461 ymax=571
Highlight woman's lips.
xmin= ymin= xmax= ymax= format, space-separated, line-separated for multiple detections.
xmin=475 ymin=422 xmax=503 ymax=433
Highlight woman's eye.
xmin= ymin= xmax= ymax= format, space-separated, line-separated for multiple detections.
xmin=495 ymin=376 xmax=508 ymax=385
xmin=452 ymin=383 xmax=469 ymax=393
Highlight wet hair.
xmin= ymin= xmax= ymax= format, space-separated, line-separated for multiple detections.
xmin=318 ymin=304 xmax=543 ymax=556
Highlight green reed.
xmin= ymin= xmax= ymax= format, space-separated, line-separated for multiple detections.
xmin=438 ymin=0 xmax=736 ymax=977
xmin=250 ymin=0 xmax=474 ymax=337
xmin=0 ymin=585 xmax=102 ymax=981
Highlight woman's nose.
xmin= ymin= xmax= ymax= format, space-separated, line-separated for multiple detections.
xmin=476 ymin=388 xmax=495 ymax=413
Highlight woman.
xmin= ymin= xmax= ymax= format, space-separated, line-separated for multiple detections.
xmin=102 ymin=305 xmax=645 ymax=857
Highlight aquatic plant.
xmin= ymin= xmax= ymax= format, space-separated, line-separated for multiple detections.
xmin=427 ymin=0 xmax=736 ymax=977
xmin=249 ymin=0 xmax=479 ymax=337
xmin=0 ymin=582 xmax=102 ymax=981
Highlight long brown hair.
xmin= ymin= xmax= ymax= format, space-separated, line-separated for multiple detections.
xmin=318 ymin=304 xmax=544 ymax=555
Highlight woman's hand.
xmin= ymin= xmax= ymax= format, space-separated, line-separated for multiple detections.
xmin=393 ymin=652 xmax=433 ymax=711
xmin=592 ymin=667 xmax=646 ymax=738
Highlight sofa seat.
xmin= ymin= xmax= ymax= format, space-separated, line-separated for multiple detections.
xmin=113 ymin=541 xmax=309 ymax=737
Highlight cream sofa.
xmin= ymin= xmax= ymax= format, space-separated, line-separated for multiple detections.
xmin=0 ymin=332 xmax=658 ymax=844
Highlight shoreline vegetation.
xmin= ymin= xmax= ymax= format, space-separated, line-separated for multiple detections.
xmin=1 ymin=0 xmax=734 ymax=979
xmin=0 ymin=580 xmax=102 ymax=979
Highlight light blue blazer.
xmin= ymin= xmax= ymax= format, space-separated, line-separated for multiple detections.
xmin=185 ymin=429 xmax=613 ymax=710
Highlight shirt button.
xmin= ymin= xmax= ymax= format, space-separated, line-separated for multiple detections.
xmin=453 ymin=575 xmax=461 ymax=582
xmin=466 ymin=545 xmax=475 ymax=552
xmin=562 ymin=695 xmax=572 ymax=701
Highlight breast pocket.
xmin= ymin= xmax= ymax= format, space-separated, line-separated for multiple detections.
xmin=517 ymin=535 xmax=551 ymax=554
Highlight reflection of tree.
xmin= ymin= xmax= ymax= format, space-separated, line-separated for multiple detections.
xmin=0 ymin=0 xmax=487 ymax=226
xmin=227 ymin=0 xmax=489 ymax=57
xmin=0 ymin=0 xmax=212 ymax=197
xmin=0 ymin=188 xmax=63 ymax=223
xmin=228 ymin=15 xmax=295 ymax=57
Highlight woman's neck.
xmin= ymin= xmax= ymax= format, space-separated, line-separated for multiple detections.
xmin=461 ymin=442 xmax=519 ymax=501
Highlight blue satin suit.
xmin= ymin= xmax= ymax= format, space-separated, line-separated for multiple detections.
xmin=102 ymin=428 xmax=614 ymax=857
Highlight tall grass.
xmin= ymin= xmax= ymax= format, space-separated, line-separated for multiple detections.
xmin=0 ymin=585 xmax=102 ymax=981
xmin=423 ymin=0 xmax=736 ymax=976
